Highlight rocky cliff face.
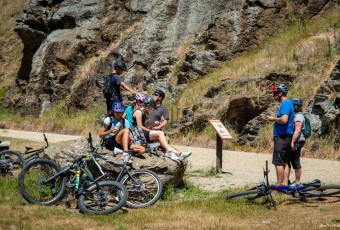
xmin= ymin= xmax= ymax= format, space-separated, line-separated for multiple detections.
xmin=2 ymin=0 xmax=339 ymax=144
xmin=306 ymin=59 xmax=340 ymax=150
xmin=2 ymin=0 xmax=293 ymax=115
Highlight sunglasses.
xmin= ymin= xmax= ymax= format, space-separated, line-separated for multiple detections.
xmin=153 ymin=93 xmax=159 ymax=96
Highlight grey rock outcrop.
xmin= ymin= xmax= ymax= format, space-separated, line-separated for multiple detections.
xmin=46 ymin=136 xmax=187 ymax=187
xmin=306 ymin=59 xmax=340 ymax=142
xmin=4 ymin=0 xmax=312 ymax=116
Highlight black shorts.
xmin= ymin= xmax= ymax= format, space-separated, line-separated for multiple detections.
xmin=104 ymin=136 xmax=123 ymax=151
xmin=272 ymin=134 xmax=292 ymax=166
xmin=143 ymin=130 xmax=152 ymax=143
xmin=290 ymin=140 xmax=305 ymax=169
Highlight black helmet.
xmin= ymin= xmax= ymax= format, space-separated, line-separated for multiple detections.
xmin=143 ymin=96 xmax=157 ymax=109
xmin=291 ymin=98 xmax=303 ymax=108
xmin=153 ymin=89 xmax=165 ymax=99
xmin=112 ymin=59 xmax=127 ymax=71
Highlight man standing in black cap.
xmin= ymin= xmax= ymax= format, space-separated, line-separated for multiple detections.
xmin=103 ymin=59 xmax=137 ymax=113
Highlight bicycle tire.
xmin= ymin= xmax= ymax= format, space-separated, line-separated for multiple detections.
xmin=25 ymin=154 xmax=41 ymax=164
xmin=0 ymin=150 xmax=25 ymax=175
xmin=77 ymin=180 xmax=128 ymax=215
xmin=302 ymin=185 xmax=340 ymax=197
xmin=120 ymin=169 xmax=163 ymax=208
xmin=18 ymin=158 xmax=67 ymax=205
xmin=226 ymin=188 xmax=263 ymax=200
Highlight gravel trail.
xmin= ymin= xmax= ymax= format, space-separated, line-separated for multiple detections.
xmin=1 ymin=129 xmax=339 ymax=192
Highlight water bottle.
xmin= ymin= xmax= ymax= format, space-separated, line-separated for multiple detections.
xmin=115 ymin=122 xmax=121 ymax=130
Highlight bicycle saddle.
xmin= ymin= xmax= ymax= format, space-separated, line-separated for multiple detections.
xmin=25 ymin=147 xmax=33 ymax=152
xmin=303 ymin=179 xmax=321 ymax=187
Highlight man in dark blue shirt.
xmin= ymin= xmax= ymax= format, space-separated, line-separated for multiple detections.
xmin=105 ymin=59 xmax=137 ymax=113
xmin=267 ymin=84 xmax=294 ymax=186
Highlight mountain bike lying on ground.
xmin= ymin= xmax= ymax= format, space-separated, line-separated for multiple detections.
xmin=88 ymin=133 xmax=163 ymax=209
xmin=0 ymin=134 xmax=50 ymax=176
xmin=18 ymin=153 xmax=128 ymax=215
xmin=226 ymin=160 xmax=340 ymax=209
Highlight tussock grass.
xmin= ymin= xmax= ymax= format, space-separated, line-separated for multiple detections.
xmin=0 ymin=101 xmax=104 ymax=135
xmin=174 ymin=10 xmax=340 ymax=112
xmin=1 ymin=176 xmax=339 ymax=229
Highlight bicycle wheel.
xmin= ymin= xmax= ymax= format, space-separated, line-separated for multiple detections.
xmin=226 ymin=188 xmax=263 ymax=200
xmin=18 ymin=159 xmax=67 ymax=205
xmin=302 ymin=185 xmax=340 ymax=197
xmin=0 ymin=150 xmax=25 ymax=175
xmin=120 ymin=169 xmax=163 ymax=208
xmin=78 ymin=180 xmax=128 ymax=215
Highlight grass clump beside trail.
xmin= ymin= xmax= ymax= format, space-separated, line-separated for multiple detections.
xmin=0 ymin=176 xmax=267 ymax=230
xmin=1 ymin=176 xmax=339 ymax=230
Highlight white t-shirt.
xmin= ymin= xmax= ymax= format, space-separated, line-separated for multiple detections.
xmin=103 ymin=117 xmax=130 ymax=139
xmin=295 ymin=113 xmax=305 ymax=141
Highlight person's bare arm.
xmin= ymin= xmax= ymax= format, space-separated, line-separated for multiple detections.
xmin=120 ymin=82 xmax=137 ymax=95
xmin=98 ymin=125 xmax=118 ymax=138
xmin=291 ymin=121 xmax=302 ymax=150
xmin=135 ymin=110 xmax=150 ymax=131
xmin=266 ymin=114 xmax=288 ymax=124
xmin=154 ymin=119 xmax=168 ymax=130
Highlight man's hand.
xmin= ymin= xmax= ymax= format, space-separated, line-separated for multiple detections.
xmin=291 ymin=142 xmax=297 ymax=150
xmin=267 ymin=116 xmax=276 ymax=122
xmin=111 ymin=128 xmax=118 ymax=134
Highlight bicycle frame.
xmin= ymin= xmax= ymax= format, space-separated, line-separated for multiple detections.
xmin=23 ymin=134 xmax=49 ymax=163
xmin=42 ymin=155 xmax=108 ymax=200
xmin=87 ymin=132 xmax=141 ymax=183
xmin=92 ymin=152 xmax=138 ymax=183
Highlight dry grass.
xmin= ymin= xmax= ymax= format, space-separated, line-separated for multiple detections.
xmin=174 ymin=11 xmax=340 ymax=112
xmin=0 ymin=175 xmax=339 ymax=230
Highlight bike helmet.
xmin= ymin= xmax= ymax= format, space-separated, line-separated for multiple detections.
xmin=271 ymin=83 xmax=288 ymax=94
xmin=112 ymin=59 xmax=127 ymax=71
xmin=112 ymin=101 xmax=125 ymax=112
xmin=143 ymin=96 xmax=157 ymax=109
xmin=135 ymin=93 xmax=146 ymax=102
xmin=291 ymin=98 xmax=303 ymax=108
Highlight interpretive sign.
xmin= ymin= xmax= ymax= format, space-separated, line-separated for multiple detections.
xmin=208 ymin=119 xmax=233 ymax=173
xmin=208 ymin=119 xmax=233 ymax=140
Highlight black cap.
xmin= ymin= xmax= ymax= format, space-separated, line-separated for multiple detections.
xmin=153 ymin=89 xmax=165 ymax=99
xmin=112 ymin=59 xmax=127 ymax=71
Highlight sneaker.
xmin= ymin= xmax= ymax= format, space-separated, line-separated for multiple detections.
xmin=113 ymin=147 xmax=124 ymax=156
xmin=121 ymin=152 xmax=133 ymax=164
xmin=289 ymin=181 xmax=301 ymax=188
xmin=165 ymin=151 xmax=180 ymax=161
xmin=178 ymin=151 xmax=192 ymax=161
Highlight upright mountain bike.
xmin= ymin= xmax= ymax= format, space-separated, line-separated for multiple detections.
xmin=88 ymin=133 xmax=163 ymax=209
xmin=18 ymin=154 xmax=128 ymax=215
xmin=226 ymin=161 xmax=340 ymax=209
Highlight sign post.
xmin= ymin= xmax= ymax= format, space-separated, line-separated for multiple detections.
xmin=208 ymin=119 xmax=233 ymax=174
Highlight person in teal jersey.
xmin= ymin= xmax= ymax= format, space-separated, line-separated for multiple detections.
xmin=267 ymin=83 xmax=295 ymax=186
